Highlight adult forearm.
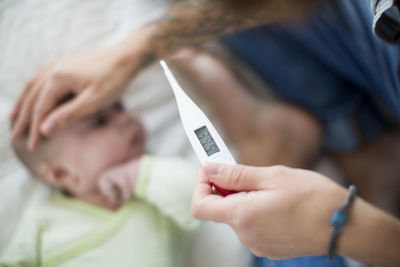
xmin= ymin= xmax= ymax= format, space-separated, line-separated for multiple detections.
xmin=338 ymin=198 xmax=400 ymax=266
xmin=146 ymin=0 xmax=321 ymax=55
xmin=113 ymin=0 xmax=321 ymax=74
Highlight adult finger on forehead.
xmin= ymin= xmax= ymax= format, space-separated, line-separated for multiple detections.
xmin=10 ymin=78 xmax=35 ymax=122
xmin=11 ymin=67 xmax=49 ymax=122
xmin=35 ymin=77 xmax=75 ymax=132
xmin=28 ymin=78 xmax=62 ymax=149
xmin=11 ymin=87 xmax=38 ymax=142
xmin=191 ymin=167 xmax=236 ymax=223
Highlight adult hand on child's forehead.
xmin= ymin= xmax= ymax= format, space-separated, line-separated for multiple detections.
xmin=10 ymin=42 xmax=144 ymax=150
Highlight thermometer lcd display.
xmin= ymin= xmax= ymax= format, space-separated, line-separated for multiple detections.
xmin=195 ymin=126 xmax=220 ymax=156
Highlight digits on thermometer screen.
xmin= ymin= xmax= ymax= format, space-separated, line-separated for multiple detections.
xmin=194 ymin=126 xmax=236 ymax=196
xmin=194 ymin=126 xmax=220 ymax=156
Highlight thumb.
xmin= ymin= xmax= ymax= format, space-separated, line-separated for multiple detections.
xmin=204 ymin=163 xmax=269 ymax=191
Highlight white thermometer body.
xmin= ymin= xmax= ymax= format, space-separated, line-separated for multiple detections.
xmin=160 ymin=60 xmax=236 ymax=195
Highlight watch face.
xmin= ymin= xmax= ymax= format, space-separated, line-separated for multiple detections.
xmin=195 ymin=126 xmax=220 ymax=156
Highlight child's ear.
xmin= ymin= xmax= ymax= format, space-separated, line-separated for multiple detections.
xmin=38 ymin=161 xmax=76 ymax=189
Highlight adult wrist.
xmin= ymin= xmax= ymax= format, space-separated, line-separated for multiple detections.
xmin=112 ymin=24 xmax=158 ymax=75
xmin=337 ymin=198 xmax=375 ymax=260
xmin=312 ymin=182 xmax=348 ymax=256
xmin=337 ymin=198 xmax=400 ymax=265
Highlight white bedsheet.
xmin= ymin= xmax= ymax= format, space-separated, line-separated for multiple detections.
xmin=0 ymin=1 xmax=251 ymax=266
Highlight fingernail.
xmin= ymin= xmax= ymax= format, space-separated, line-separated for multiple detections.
xmin=204 ymin=162 xmax=222 ymax=176
xmin=41 ymin=120 xmax=55 ymax=134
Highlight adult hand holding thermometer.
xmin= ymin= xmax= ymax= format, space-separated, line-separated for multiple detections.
xmin=160 ymin=60 xmax=237 ymax=196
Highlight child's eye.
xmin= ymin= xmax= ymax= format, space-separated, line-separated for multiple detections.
xmin=94 ymin=115 xmax=108 ymax=127
xmin=113 ymin=102 xmax=124 ymax=112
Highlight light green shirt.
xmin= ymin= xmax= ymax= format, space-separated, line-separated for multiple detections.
xmin=0 ymin=156 xmax=199 ymax=267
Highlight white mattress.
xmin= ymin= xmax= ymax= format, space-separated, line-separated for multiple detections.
xmin=0 ymin=1 xmax=251 ymax=266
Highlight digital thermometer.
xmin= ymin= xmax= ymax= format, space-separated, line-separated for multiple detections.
xmin=160 ymin=60 xmax=236 ymax=196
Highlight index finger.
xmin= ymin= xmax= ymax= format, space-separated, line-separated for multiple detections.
xmin=28 ymin=79 xmax=70 ymax=149
xmin=10 ymin=67 xmax=49 ymax=122
xmin=191 ymin=166 xmax=237 ymax=223
xmin=9 ymin=79 xmax=34 ymax=122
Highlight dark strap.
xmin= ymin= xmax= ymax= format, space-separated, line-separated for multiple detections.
xmin=328 ymin=185 xmax=357 ymax=260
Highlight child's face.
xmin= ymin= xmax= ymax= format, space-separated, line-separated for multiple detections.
xmin=42 ymin=103 xmax=145 ymax=199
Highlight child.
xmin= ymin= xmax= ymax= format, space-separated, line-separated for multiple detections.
xmin=2 ymin=103 xmax=198 ymax=267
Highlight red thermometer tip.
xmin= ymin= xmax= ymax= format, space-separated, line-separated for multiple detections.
xmin=211 ymin=183 xmax=237 ymax=197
